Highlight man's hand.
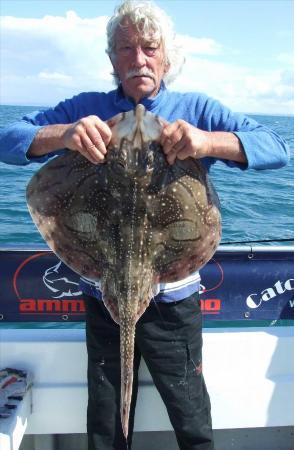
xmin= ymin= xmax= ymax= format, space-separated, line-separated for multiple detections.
xmin=160 ymin=119 xmax=247 ymax=165
xmin=28 ymin=116 xmax=112 ymax=165
xmin=160 ymin=120 xmax=211 ymax=165
xmin=63 ymin=116 xmax=112 ymax=164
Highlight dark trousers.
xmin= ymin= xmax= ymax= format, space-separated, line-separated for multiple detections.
xmin=84 ymin=293 xmax=214 ymax=450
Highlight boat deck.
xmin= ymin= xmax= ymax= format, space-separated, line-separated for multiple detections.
xmin=16 ymin=427 xmax=294 ymax=450
xmin=1 ymin=246 xmax=294 ymax=449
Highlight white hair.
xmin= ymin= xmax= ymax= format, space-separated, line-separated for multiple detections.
xmin=106 ymin=0 xmax=185 ymax=85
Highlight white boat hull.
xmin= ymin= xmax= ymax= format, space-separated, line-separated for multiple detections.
xmin=1 ymin=326 xmax=294 ymax=434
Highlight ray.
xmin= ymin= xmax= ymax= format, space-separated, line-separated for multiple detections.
xmin=26 ymin=104 xmax=221 ymax=438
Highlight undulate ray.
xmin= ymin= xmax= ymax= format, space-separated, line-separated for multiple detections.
xmin=26 ymin=104 xmax=221 ymax=438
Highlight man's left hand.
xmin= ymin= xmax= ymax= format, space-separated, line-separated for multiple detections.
xmin=160 ymin=120 xmax=211 ymax=165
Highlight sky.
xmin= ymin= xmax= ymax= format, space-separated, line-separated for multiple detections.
xmin=0 ymin=0 xmax=294 ymax=114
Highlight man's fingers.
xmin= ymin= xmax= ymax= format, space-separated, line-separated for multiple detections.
xmin=80 ymin=134 xmax=106 ymax=163
xmin=175 ymin=147 xmax=192 ymax=161
xmin=172 ymin=136 xmax=186 ymax=153
xmin=94 ymin=120 xmax=112 ymax=147
xmin=84 ymin=127 xmax=107 ymax=155
xmin=64 ymin=115 xmax=113 ymax=164
xmin=81 ymin=117 xmax=111 ymax=153
xmin=166 ymin=151 xmax=177 ymax=165
xmin=160 ymin=122 xmax=183 ymax=154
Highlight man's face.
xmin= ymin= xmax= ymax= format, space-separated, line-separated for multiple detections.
xmin=110 ymin=21 xmax=169 ymax=103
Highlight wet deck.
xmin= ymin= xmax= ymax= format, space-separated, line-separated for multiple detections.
xmin=18 ymin=428 xmax=294 ymax=450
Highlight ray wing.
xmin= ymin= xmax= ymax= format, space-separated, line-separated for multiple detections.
xmin=27 ymin=152 xmax=115 ymax=281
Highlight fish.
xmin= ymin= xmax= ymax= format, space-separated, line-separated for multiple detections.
xmin=26 ymin=104 xmax=221 ymax=438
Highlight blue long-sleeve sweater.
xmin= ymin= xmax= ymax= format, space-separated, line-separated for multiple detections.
xmin=0 ymin=83 xmax=290 ymax=301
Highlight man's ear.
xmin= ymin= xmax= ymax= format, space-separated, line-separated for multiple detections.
xmin=164 ymin=61 xmax=170 ymax=75
xmin=108 ymin=53 xmax=116 ymax=70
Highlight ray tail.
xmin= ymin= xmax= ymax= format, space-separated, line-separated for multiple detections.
xmin=120 ymin=318 xmax=136 ymax=439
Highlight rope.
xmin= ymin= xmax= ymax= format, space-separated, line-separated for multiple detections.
xmin=221 ymin=237 xmax=294 ymax=245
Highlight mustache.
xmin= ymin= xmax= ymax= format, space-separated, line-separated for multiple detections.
xmin=125 ymin=69 xmax=155 ymax=80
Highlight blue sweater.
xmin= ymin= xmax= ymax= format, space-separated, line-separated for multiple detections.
xmin=0 ymin=84 xmax=290 ymax=301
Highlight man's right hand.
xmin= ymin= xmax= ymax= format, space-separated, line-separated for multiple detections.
xmin=62 ymin=116 xmax=112 ymax=164
xmin=28 ymin=116 xmax=112 ymax=165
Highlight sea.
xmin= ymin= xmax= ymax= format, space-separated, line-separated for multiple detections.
xmin=0 ymin=104 xmax=293 ymax=247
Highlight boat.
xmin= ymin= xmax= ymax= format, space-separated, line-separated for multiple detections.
xmin=1 ymin=244 xmax=294 ymax=449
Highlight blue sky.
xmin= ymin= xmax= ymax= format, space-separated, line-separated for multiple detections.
xmin=1 ymin=0 xmax=294 ymax=114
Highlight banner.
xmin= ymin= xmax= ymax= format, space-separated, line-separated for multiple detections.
xmin=0 ymin=248 xmax=293 ymax=324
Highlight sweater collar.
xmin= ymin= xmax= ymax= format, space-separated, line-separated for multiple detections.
xmin=114 ymin=81 xmax=167 ymax=111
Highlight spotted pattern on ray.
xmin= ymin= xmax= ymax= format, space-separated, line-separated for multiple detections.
xmin=26 ymin=104 xmax=221 ymax=438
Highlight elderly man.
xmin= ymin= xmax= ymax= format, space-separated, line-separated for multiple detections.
xmin=0 ymin=1 xmax=289 ymax=450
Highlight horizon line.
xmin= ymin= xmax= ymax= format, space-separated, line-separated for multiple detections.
xmin=1 ymin=102 xmax=293 ymax=118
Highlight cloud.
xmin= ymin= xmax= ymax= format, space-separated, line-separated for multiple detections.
xmin=175 ymin=35 xmax=222 ymax=56
xmin=280 ymin=69 xmax=294 ymax=85
xmin=1 ymin=11 xmax=293 ymax=114
xmin=1 ymin=11 xmax=114 ymax=105
xmin=38 ymin=71 xmax=73 ymax=83
xmin=172 ymin=57 xmax=294 ymax=114
xmin=277 ymin=52 xmax=294 ymax=65
xmin=276 ymin=29 xmax=294 ymax=39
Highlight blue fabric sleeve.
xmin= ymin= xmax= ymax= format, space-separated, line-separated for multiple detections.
xmin=0 ymin=96 xmax=80 ymax=166
xmin=198 ymin=96 xmax=290 ymax=170
xmin=0 ymin=122 xmax=44 ymax=165
xmin=234 ymin=128 xmax=290 ymax=170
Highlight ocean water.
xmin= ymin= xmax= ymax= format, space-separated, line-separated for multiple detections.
xmin=0 ymin=104 xmax=293 ymax=246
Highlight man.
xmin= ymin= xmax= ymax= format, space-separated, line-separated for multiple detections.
xmin=0 ymin=1 xmax=289 ymax=449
